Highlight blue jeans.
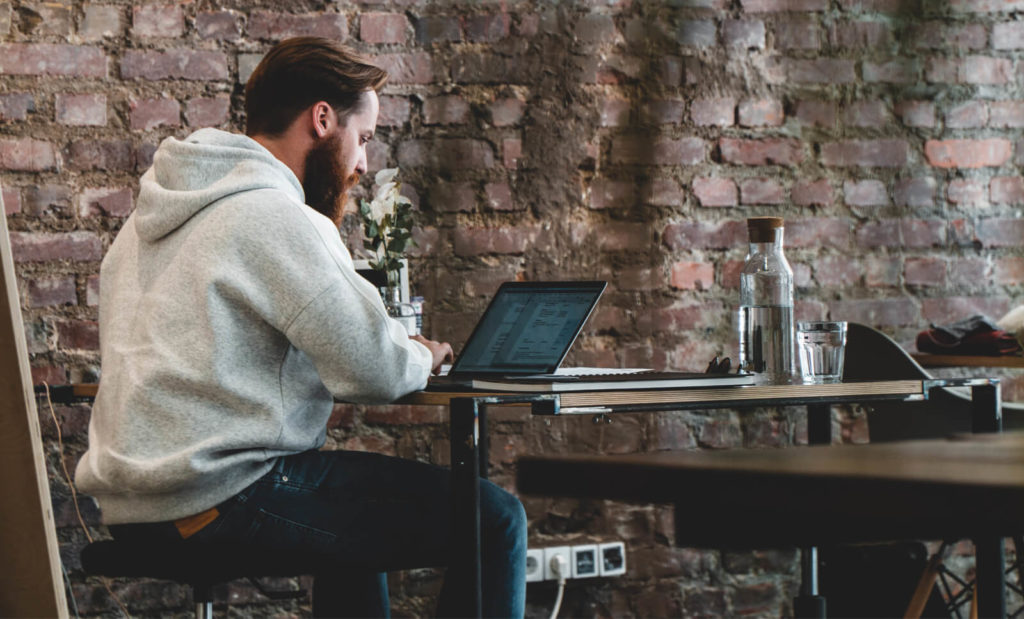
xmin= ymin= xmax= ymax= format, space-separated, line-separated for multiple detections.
xmin=110 ymin=450 xmax=527 ymax=618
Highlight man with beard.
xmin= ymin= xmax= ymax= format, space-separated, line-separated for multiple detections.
xmin=75 ymin=37 xmax=527 ymax=618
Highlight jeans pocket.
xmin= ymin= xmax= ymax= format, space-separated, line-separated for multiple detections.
xmin=246 ymin=507 xmax=338 ymax=551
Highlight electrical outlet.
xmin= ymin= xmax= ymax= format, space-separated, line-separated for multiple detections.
xmin=571 ymin=544 xmax=599 ymax=579
xmin=543 ymin=546 xmax=571 ymax=581
xmin=599 ymin=541 xmax=626 ymax=577
xmin=525 ymin=548 xmax=544 ymax=583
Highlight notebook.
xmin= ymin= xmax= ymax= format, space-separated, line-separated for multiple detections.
xmin=426 ymin=281 xmax=754 ymax=392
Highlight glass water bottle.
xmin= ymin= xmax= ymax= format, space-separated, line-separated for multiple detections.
xmin=738 ymin=217 xmax=796 ymax=383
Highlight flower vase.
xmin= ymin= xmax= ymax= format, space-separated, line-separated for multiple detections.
xmin=381 ymin=277 xmax=418 ymax=336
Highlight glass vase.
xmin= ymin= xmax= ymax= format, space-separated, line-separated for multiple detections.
xmin=380 ymin=274 xmax=418 ymax=336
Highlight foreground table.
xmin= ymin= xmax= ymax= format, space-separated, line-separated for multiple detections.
xmin=517 ymin=431 xmax=1023 ymax=618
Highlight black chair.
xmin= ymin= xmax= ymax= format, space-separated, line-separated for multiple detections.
xmin=843 ymin=322 xmax=1024 ymax=441
xmin=80 ymin=540 xmax=337 ymax=618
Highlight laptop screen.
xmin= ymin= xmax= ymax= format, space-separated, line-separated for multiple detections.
xmin=449 ymin=281 xmax=607 ymax=376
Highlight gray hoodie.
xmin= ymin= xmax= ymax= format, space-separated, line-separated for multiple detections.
xmin=75 ymin=128 xmax=432 ymax=524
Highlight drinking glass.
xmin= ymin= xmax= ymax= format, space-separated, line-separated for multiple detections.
xmin=797 ymin=321 xmax=847 ymax=384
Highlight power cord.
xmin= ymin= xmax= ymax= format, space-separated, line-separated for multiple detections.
xmin=42 ymin=382 xmax=131 ymax=618
xmin=548 ymin=554 xmax=568 ymax=619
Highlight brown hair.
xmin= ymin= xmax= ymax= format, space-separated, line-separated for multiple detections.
xmin=244 ymin=36 xmax=388 ymax=137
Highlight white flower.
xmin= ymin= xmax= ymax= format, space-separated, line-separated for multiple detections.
xmin=375 ymin=167 xmax=399 ymax=186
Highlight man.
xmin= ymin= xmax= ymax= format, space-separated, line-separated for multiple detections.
xmin=75 ymin=37 xmax=526 ymax=618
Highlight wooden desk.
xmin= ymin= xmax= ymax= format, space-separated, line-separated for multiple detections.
xmin=517 ymin=432 xmax=1021 ymax=618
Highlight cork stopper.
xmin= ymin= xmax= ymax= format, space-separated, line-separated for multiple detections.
xmin=747 ymin=217 xmax=784 ymax=243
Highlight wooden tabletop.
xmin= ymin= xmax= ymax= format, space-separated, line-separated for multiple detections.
xmin=517 ymin=432 xmax=1024 ymax=547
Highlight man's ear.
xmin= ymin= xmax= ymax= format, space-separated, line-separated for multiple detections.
xmin=311 ymin=101 xmax=333 ymax=139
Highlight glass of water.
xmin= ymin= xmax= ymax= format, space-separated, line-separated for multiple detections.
xmin=797 ymin=321 xmax=848 ymax=384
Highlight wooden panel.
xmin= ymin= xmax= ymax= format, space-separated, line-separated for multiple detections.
xmin=0 ymin=210 xmax=68 ymax=617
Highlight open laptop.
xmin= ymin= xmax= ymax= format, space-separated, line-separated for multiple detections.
xmin=426 ymin=281 xmax=754 ymax=391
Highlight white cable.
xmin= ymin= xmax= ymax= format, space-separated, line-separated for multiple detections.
xmin=549 ymin=555 xmax=568 ymax=619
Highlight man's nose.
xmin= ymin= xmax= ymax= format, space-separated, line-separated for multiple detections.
xmin=355 ymin=149 xmax=367 ymax=176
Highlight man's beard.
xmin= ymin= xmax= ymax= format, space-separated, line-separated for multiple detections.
xmin=303 ymin=133 xmax=359 ymax=225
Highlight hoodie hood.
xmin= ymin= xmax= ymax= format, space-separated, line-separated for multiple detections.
xmin=135 ymin=128 xmax=305 ymax=242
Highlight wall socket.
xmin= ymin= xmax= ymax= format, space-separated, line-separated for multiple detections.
xmin=526 ymin=541 xmax=626 ymax=581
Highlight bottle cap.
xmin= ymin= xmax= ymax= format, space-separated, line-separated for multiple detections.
xmin=747 ymin=217 xmax=784 ymax=243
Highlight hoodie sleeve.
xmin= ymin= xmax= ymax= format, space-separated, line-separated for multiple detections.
xmin=223 ymin=190 xmax=433 ymax=403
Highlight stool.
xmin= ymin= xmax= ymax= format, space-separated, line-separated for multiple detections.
xmin=81 ymin=540 xmax=338 ymax=618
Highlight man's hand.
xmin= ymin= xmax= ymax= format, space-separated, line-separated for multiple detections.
xmin=410 ymin=334 xmax=454 ymax=375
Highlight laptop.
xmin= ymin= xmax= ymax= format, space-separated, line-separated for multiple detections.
xmin=426 ymin=281 xmax=754 ymax=392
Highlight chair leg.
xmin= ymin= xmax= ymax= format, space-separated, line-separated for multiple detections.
xmin=193 ymin=583 xmax=214 ymax=619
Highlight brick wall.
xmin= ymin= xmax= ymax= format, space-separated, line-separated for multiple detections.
xmin=6 ymin=0 xmax=1023 ymax=616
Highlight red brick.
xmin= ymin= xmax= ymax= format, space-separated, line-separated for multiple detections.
xmin=490 ymin=97 xmax=525 ymax=127
xmin=129 ymin=97 xmax=180 ymax=131
xmin=55 ymin=93 xmax=106 ymax=127
xmin=814 ymin=256 xmax=862 ymax=287
xmin=905 ymin=257 xmax=946 ymax=286
xmin=0 ymin=138 xmax=55 ymax=171
xmin=466 ymin=13 xmax=510 ymax=42
xmin=993 ymin=22 xmax=1024 ymax=50
xmin=738 ymin=98 xmax=783 ymax=127
xmin=775 ymin=16 xmax=820 ymax=49
xmin=992 ymin=177 xmax=1024 ymax=205
xmin=723 ymin=19 xmax=766 ymax=49
xmin=599 ymin=97 xmax=630 ymax=127
xmin=894 ymin=177 xmax=936 ymax=207
xmin=842 ymin=100 xmax=890 ymax=128
xmin=65 ymin=139 xmax=133 ymax=172
xmin=741 ymin=0 xmax=829 ymax=10
xmin=925 ymin=138 xmax=1012 ymax=168
xmin=793 ymin=179 xmax=832 ymax=206
xmin=502 ymin=138 xmax=521 ymax=169
xmin=946 ymin=101 xmax=988 ymax=128
xmin=428 ymin=182 xmax=475 ymax=213
xmin=79 ymin=187 xmax=133 ymax=217
xmin=0 ymin=44 xmax=106 ymax=77
xmin=132 ymin=5 xmax=183 ymax=38
xmin=925 ymin=56 xmax=960 ymax=83
xmin=1018 ymin=138 xmax=1024 ymax=166
xmin=692 ymin=177 xmax=738 ymax=207
xmin=484 ymin=182 xmax=518 ymax=211
xmin=690 ymin=97 xmax=735 ymax=126
xmin=644 ymin=179 xmax=684 ymax=207
xmin=895 ymin=100 xmax=935 ymax=128
xmin=994 ymin=258 xmax=1024 ymax=285
xmin=575 ymin=14 xmax=618 ymax=44
xmin=830 ymin=20 xmax=893 ymax=48
xmin=739 ymin=178 xmax=785 ymax=204
xmin=372 ymin=52 xmax=433 ymax=84
xmin=864 ymin=256 xmax=901 ymax=287
xmin=0 ymin=93 xmax=33 ymax=121
xmin=611 ymin=136 xmax=705 ymax=165
xmin=664 ymin=220 xmax=746 ymax=250
xmin=185 ymin=96 xmax=230 ymax=128
xmin=413 ymin=15 xmax=461 ymax=44
xmin=32 ymin=366 xmax=67 ymax=386
xmin=28 ymin=277 xmax=76 ymax=308
xmin=721 ymin=260 xmax=744 ymax=288
xmin=795 ymin=100 xmax=837 ymax=128
xmin=962 ymin=56 xmax=1013 ymax=84
xmin=901 ymin=219 xmax=946 ymax=247
xmin=360 ymin=12 xmax=409 ymax=44
xmin=678 ymin=19 xmax=717 ymax=47
xmin=949 ymin=0 xmax=1024 ymax=11
xmin=397 ymin=139 xmax=493 ymax=170
xmin=913 ymin=21 xmax=987 ymax=49
xmin=844 ymin=180 xmax=888 ymax=207
xmin=23 ymin=184 xmax=71 ymax=216
xmin=121 ymin=49 xmax=228 ymax=81
xmin=831 ymin=297 xmax=918 ymax=326
xmin=784 ymin=58 xmax=856 ymax=83
xmin=79 ymin=5 xmax=124 ymax=40
xmin=423 ymin=95 xmax=469 ymax=125
xmin=787 ymin=218 xmax=851 ymax=248
xmin=588 ymin=223 xmax=651 ymax=252
xmin=9 ymin=231 xmax=102 ymax=262
xmin=408 ymin=227 xmax=439 ymax=258
xmin=948 ymin=258 xmax=987 ymax=289
xmin=363 ymin=405 xmax=444 ymax=425
xmin=978 ymin=218 xmax=1024 ymax=247
xmin=453 ymin=226 xmax=542 ymax=256
xmin=56 ymin=320 xmax=99 ymax=351
xmin=989 ymin=101 xmax=1024 ymax=128
xmin=720 ymin=138 xmax=803 ymax=166
xmin=247 ymin=11 xmax=347 ymax=40
xmin=377 ymin=96 xmax=410 ymax=128
xmin=921 ymin=297 xmax=1011 ymax=327
xmin=820 ymin=139 xmax=908 ymax=167
xmin=589 ymin=179 xmax=633 ymax=210
xmin=670 ymin=262 xmax=715 ymax=290
xmin=947 ymin=178 xmax=989 ymax=207
xmin=2 ymin=187 xmax=20 ymax=215
xmin=641 ymin=99 xmax=685 ymax=125
xmin=841 ymin=0 xmax=932 ymax=10
xmin=196 ymin=11 xmax=240 ymax=39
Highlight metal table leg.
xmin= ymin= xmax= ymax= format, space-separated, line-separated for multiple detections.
xmin=450 ymin=397 xmax=483 ymax=618
xmin=795 ymin=403 xmax=831 ymax=618
xmin=971 ymin=381 xmax=1005 ymax=617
